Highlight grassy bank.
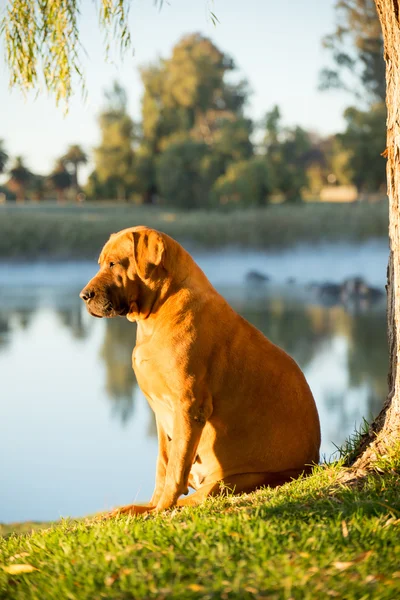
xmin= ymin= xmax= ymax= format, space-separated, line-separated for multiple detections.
xmin=0 ymin=201 xmax=388 ymax=259
xmin=1 ymin=456 xmax=399 ymax=599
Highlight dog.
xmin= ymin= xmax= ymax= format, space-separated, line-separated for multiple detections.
xmin=80 ymin=226 xmax=320 ymax=514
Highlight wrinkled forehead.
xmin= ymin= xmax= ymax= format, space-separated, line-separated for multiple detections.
xmin=98 ymin=231 xmax=132 ymax=264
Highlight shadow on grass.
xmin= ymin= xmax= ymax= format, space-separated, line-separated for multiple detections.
xmin=195 ymin=464 xmax=400 ymax=524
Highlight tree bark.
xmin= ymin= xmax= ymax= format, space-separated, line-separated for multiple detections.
xmin=350 ymin=0 xmax=400 ymax=470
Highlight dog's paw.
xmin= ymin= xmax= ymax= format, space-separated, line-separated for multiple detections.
xmin=101 ymin=504 xmax=155 ymax=520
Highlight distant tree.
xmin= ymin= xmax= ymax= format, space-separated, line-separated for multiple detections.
xmin=338 ymin=103 xmax=386 ymax=192
xmin=264 ymin=105 xmax=281 ymax=146
xmin=137 ymin=33 xmax=251 ymax=204
xmin=93 ymin=82 xmax=136 ymax=201
xmin=29 ymin=174 xmax=47 ymax=202
xmin=49 ymin=159 xmax=72 ymax=203
xmin=85 ymin=171 xmax=109 ymax=201
xmin=200 ymin=116 xmax=253 ymax=168
xmin=320 ymin=0 xmax=385 ymax=103
xmin=7 ymin=156 xmax=32 ymax=203
xmin=263 ymin=107 xmax=320 ymax=202
xmin=0 ymin=140 xmax=8 ymax=174
xmin=212 ymin=157 xmax=272 ymax=208
xmin=156 ymin=138 xmax=218 ymax=209
xmin=62 ymin=145 xmax=88 ymax=192
xmin=131 ymin=146 xmax=157 ymax=205
xmin=324 ymin=136 xmax=354 ymax=186
xmin=140 ymin=33 xmax=248 ymax=153
xmin=318 ymin=1 xmax=387 ymax=197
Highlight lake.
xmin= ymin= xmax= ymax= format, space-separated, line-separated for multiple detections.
xmin=0 ymin=240 xmax=388 ymax=523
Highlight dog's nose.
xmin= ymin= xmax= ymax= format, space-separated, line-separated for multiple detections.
xmin=80 ymin=288 xmax=95 ymax=302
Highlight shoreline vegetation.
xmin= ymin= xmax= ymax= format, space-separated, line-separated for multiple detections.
xmin=0 ymin=201 xmax=389 ymax=260
xmin=1 ymin=456 xmax=399 ymax=599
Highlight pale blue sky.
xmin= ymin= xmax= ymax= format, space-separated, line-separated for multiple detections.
xmin=0 ymin=0 xmax=350 ymax=180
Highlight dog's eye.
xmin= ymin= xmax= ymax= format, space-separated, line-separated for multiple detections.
xmin=109 ymin=262 xmax=115 ymax=268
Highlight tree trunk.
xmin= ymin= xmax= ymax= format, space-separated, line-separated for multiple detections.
xmin=73 ymin=163 xmax=79 ymax=189
xmin=16 ymin=185 xmax=25 ymax=204
xmin=57 ymin=189 xmax=65 ymax=204
xmin=117 ymin=183 xmax=126 ymax=202
xmin=351 ymin=0 xmax=400 ymax=471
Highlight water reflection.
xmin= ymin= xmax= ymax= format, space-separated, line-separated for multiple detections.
xmin=57 ymin=305 xmax=90 ymax=340
xmin=245 ymin=298 xmax=386 ymax=444
xmin=0 ymin=276 xmax=387 ymax=522
xmin=0 ymin=289 xmax=387 ymax=435
xmin=100 ymin=317 xmax=138 ymax=423
xmin=0 ymin=313 xmax=10 ymax=351
xmin=95 ymin=295 xmax=386 ymax=433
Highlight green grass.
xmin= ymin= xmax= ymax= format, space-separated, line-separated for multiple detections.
xmin=332 ymin=417 xmax=372 ymax=465
xmin=0 ymin=201 xmax=389 ymax=259
xmin=1 ymin=457 xmax=400 ymax=599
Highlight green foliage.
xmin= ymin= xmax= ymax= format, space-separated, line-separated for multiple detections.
xmin=0 ymin=140 xmax=8 ymax=174
xmin=83 ymin=35 xmax=254 ymax=207
xmin=49 ymin=160 xmax=72 ymax=202
xmin=1 ymin=462 xmax=400 ymax=598
xmin=264 ymin=104 xmax=281 ymax=146
xmin=132 ymin=34 xmax=252 ymax=206
xmin=29 ymin=175 xmax=47 ymax=202
xmin=91 ymin=82 xmax=136 ymax=201
xmin=85 ymin=171 xmax=116 ymax=201
xmin=166 ymin=33 xmax=229 ymax=111
xmin=140 ymin=33 xmax=248 ymax=152
xmin=62 ymin=144 xmax=88 ymax=189
xmin=263 ymin=106 xmax=325 ymax=202
xmin=324 ymin=136 xmax=354 ymax=186
xmin=7 ymin=156 xmax=32 ymax=202
xmin=156 ymin=138 xmax=216 ymax=209
xmin=317 ymin=2 xmax=387 ymax=195
xmin=338 ymin=102 xmax=387 ymax=191
xmin=212 ymin=157 xmax=271 ymax=208
xmin=130 ymin=146 xmax=156 ymax=204
xmin=9 ymin=156 xmax=31 ymax=185
xmin=2 ymin=15 xmax=389 ymax=205
xmin=1 ymin=0 xmax=132 ymax=106
xmin=320 ymin=0 xmax=385 ymax=102
xmin=208 ymin=117 xmax=253 ymax=165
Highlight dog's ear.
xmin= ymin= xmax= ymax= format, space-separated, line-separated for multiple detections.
xmin=132 ymin=229 xmax=165 ymax=280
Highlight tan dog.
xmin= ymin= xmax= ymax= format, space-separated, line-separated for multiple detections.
xmin=80 ymin=226 xmax=320 ymax=514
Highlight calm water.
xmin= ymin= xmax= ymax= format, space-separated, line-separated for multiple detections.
xmin=0 ymin=241 xmax=388 ymax=523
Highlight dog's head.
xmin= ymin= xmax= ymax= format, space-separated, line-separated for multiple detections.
xmin=80 ymin=226 xmax=168 ymax=321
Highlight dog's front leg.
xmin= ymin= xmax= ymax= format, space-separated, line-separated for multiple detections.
xmin=155 ymin=395 xmax=212 ymax=511
xmin=150 ymin=416 xmax=170 ymax=506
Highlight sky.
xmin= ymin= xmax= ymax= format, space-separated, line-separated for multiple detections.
xmin=0 ymin=0 xmax=351 ymax=181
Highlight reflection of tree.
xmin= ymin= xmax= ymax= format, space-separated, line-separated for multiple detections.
xmin=0 ymin=313 xmax=11 ymax=352
xmin=14 ymin=309 xmax=34 ymax=330
xmin=99 ymin=317 xmax=138 ymax=422
xmin=347 ymin=312 xmax=388 ymax=418
xmin=240 ymin=297 xmax=387 ymax=425
xmin=0 ymin=306 xmax=36 ymax=352
xmin=57 ymin=305 xmax=89 ymax=340
xmin=241 ymin=300 xmax=326 ymax=370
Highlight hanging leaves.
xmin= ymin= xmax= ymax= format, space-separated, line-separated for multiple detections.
xmin=0 ymin=0 xmax=132 ymax=107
